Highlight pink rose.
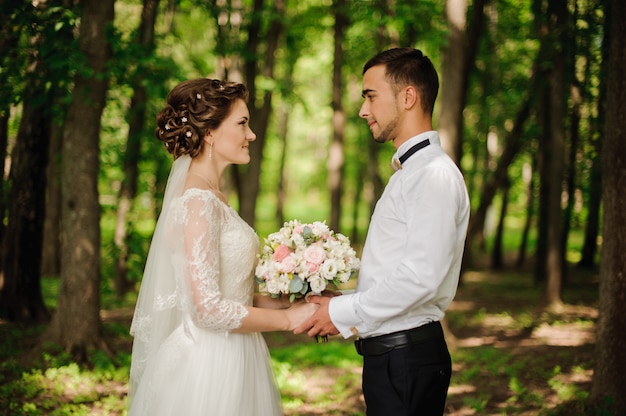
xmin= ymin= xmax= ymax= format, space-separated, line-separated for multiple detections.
xmin=303 ymin=244 xmax=326 ymax=265
xmin=307 ymin=261 xmax=320 ymax=273
xmin=280 ymin=256 xmax=297 ymax=273
xmin=273 ymin=244 xmax=291 ymax=262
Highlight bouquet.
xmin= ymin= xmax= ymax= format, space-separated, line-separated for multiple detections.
xmin=256 ymin=220 xmax=360 ymax=303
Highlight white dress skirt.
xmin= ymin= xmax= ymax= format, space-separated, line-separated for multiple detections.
xmin=129 ymin=188 xmax=283 ymax=415
xmin=129 ymin=318 xmax=282 ymax=415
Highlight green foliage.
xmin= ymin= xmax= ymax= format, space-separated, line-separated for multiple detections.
xmin=271 ymin=339 xmax=361 ymax=369
xmin=463 ymin=393 xmax=490 ymax=413
xmin=0 ymin=321 xmax=132 ymax=416
xmin=549 ymin=366 xmax=588 ymax=402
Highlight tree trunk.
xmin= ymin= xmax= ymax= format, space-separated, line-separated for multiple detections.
xmin=439 ymin=0 xmax=466 ymax=164
xmin=0 ymin=93 xmax=51 ymax=323
xmin=491 ymin=177 xmax=509 ymax=270
xmin=41 ymin=125 xmax=62 ymax=276
xmin=276 ymin=105 xmax=289 ymax=227
xmin=0 ymin=3 xmax=59 ymax=323
xmin=113 ymin=0 xmax=160 ymax=296
xmin=0 ymin=112 xmax=7 ymax=252
xmin=350 ymin=170 xmax=364 ymax=245
xmin=0 ymin=0 xmax=24 ymax=279
xmin=39 ymin=1 xmax=75 ymax=278
xmin=516 ymin=158 xmax=536 ymax=268
xmin=43 ymin=0 xmax=114 ymax=361
xmin=466 ymin=96 xmax=532 ymax=256
xmin=590 ymin=0 xmax=626 ymax=413
xmin=328 ymin=0 xmax=348 ymax=233
xmin=561 ymin=81 xmax=581 ymax=284
xmin=543 ymin=0 xmax=567 ymax=308
xmin=578 ymin=1 xmax=607 ymax=270
xmin=439 ymin=0 xmax=487 ymax=165
xmin=577 ymin=135 xmax=601 ymax=269
xmin=534 ymin=90 xmax=549 ymax=284
xmin=274 ymin=48 xmax=298 ymax=228
xmin=237 ymin=0 xmax=284 ymax=227
xmin=209 ymin=0 xmax=244 ymax=81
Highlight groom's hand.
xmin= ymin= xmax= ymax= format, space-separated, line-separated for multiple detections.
xmin=293 ymin=295 xmax=339 ymax=338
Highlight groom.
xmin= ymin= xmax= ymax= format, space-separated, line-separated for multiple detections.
xmin=295 ymin=47 xmax=470 ymax=415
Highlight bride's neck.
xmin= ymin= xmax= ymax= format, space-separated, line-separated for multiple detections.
xmin=188 ymin=158 xmax=223 ymax=186
xmin=188 ymin=170 xmax=220 ymax=189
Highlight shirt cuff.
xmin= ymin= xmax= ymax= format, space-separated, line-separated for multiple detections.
xmin=329 ymin=294 xmax=363 ymax=339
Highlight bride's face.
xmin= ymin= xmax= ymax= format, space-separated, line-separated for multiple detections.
xmin=209 ymin=99 xmax=256 ymax=165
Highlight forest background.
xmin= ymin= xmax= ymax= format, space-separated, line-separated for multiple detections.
xmin=0 ymin=0 xmax=625 ymax=415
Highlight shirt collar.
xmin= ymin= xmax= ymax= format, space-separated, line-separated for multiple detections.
xmin=391 ymin=131 xmax=439 ymax=171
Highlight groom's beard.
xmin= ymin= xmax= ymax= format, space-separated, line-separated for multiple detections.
xmin=373 ymin=115 xmax=399 ymax=144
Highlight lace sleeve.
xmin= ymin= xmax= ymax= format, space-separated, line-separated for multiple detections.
xmin=177 ymin=191 xmax=249 ymax=332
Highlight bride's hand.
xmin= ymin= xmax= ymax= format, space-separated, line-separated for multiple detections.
xmin=284 ymin=302 xmax=319 ymax=331
xmin=304 ymin=289 xmax=342 ymax=303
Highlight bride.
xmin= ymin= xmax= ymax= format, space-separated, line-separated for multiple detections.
xmin=128 ymin=78 xmax=317 ymax=415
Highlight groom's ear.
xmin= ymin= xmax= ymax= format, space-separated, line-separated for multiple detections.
xmin=402 ymin=86 xmax=418 ymax=110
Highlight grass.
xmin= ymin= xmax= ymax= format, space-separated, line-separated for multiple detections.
xmin=0 ymin=261 xmax=604 ymax=415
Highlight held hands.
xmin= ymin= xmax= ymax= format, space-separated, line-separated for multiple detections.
xmin=293 ymin=295 xmax=340 ymax=339
xmin=284 ymin=301 xmax=319 ymax=331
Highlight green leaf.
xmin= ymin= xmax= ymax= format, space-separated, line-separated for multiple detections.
xmin=290 ymin=276 xmax=304 ymax=293
xmin=302 ymin=226 xmax=316 ymax=244
xmin=299 ymin=281 xmax=309 ymax=295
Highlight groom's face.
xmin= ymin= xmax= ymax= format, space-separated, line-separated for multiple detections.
xmin=359 ymin=65 xmax=401 ymax=144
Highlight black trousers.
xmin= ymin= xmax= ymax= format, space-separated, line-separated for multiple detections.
xmin=361 ymin=334 xmax=451 ymax=416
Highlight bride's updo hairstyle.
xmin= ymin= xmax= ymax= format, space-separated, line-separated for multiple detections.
xmin=155 ymin=78 xmax=249 ymax=159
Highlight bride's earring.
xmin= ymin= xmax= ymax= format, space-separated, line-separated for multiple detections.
xmin=205 ymin=131 xmax=214 ymax=159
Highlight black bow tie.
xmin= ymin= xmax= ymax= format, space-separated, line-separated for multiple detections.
xmin=399 ymin=139 xmax=430 ymax=164
xmin=392 ymin=138 xmax=431 ymax=170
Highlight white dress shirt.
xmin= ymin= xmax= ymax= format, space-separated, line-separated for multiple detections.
xmin=329 ymin=131 xmax=470 ymax=338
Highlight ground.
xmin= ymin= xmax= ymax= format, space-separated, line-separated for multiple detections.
xmin=1 ymin=266 xmax=599 ymax=415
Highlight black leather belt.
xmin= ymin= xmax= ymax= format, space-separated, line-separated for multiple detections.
xmin=354 ymin=321 xmax=443 ymax=356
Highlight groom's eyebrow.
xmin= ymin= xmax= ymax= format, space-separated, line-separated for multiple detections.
xmin=361 ymin=89 xmax=374 ymax=98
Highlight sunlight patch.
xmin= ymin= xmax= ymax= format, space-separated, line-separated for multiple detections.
xmin=533 ymin=322 xmax=594 ymax=346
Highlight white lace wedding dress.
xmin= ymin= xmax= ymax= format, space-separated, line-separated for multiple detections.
xmin=129 ymin=187 xmax=283 ymax=415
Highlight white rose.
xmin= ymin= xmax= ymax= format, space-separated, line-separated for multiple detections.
xmin=336 ymin=271 xmax=351 ymax=284
xmin=319 ymin=259 xmax=338 ymax=280
xmin=312 ymin=221 xmax=330 ymax=235
xmin=308 ymin=275 xmax=326 ymax=294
